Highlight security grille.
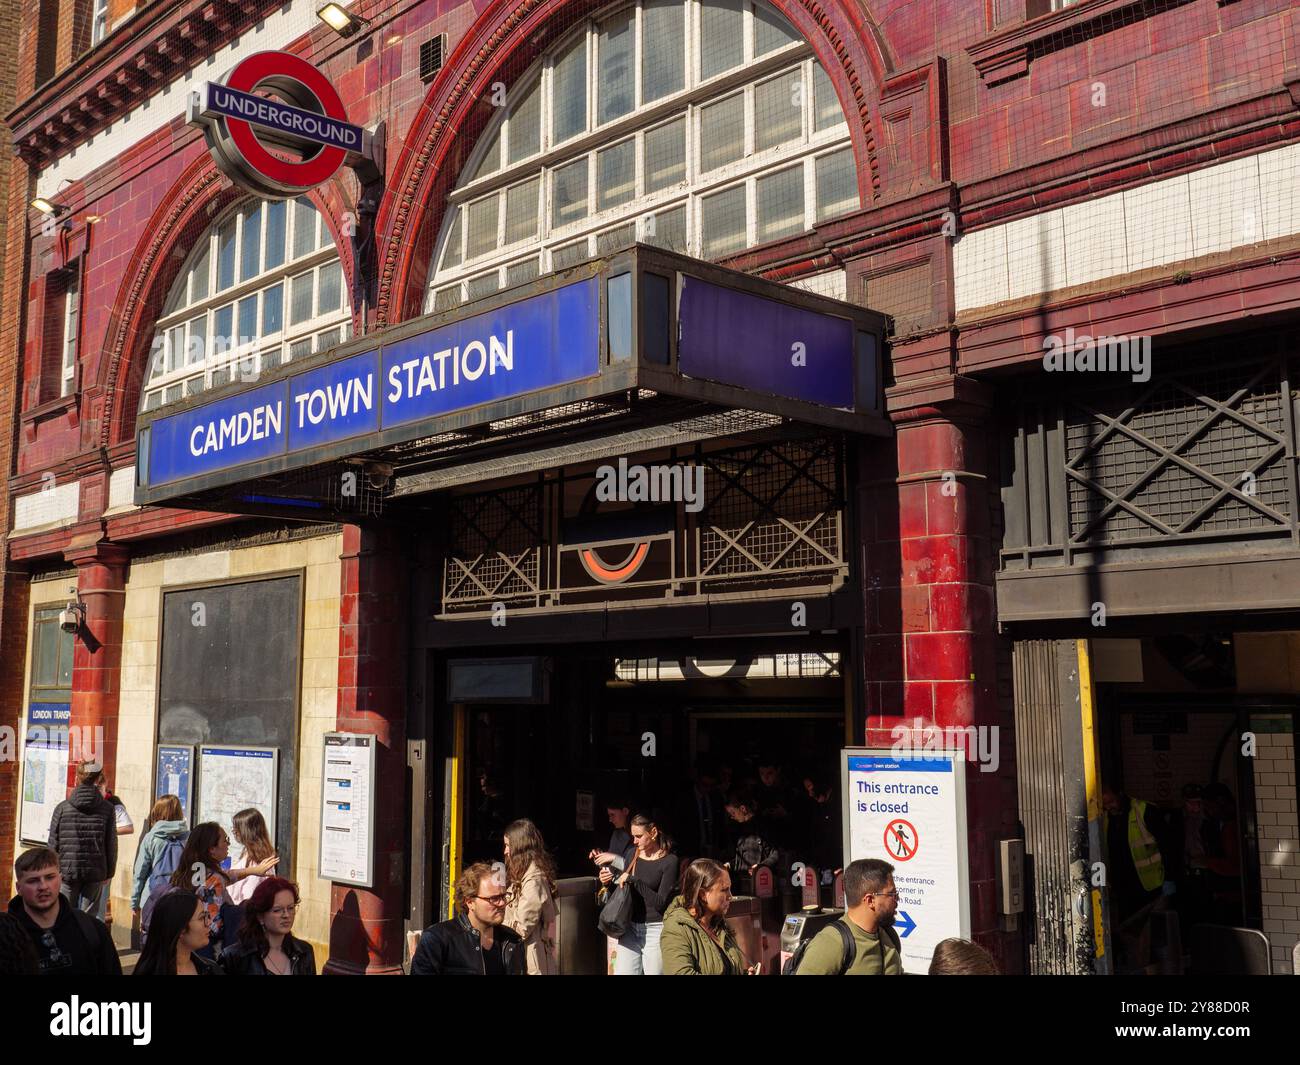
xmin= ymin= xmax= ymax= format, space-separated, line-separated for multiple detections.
xmin=1000 ymin=341 xmax=1300 ymax=570
xmin=419 ymin=35 xmax=446 ymax=83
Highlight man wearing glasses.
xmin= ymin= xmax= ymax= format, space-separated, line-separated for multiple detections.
xmin=793 ymin=858 xmax=904 ymax=975
xmin=410 ymin=862 xmax=525 ymax=975
xmin=7 ymin=847 xmax=121 ymax=975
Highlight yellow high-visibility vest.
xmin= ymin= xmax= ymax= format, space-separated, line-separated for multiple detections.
xmin=1112 ymin=798 xmax=1164 ymax=892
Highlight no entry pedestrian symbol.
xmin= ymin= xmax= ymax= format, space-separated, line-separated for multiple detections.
xmin=885 ymin=818 xmax=918 ymax=860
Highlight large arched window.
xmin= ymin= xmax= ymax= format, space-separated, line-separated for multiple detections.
xmin=427 ymin=0 xmax=858 ymax=312
xmin=141 ymin=198 xmax=351 ymax=412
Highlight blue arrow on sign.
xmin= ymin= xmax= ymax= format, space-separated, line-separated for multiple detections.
xmin=894 ymin=910 xmax=916 ymax=938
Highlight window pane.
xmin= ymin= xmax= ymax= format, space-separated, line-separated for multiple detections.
xmin=699 ymin=93 xmax=744 ymax=172
xmin=597 ymin=139 xmax=635 ymax=211
xmin=506 ymin=258 xmax=539 ymax=287
xmin=645 ymin=118 xmax=686 ymax=192
xmin=756 ymin=164 xmax=804 ymax=242
xmin=265 ymin=200 xmax=287 ymax=270
xmin=755 ymin=69 xmax=802 ymax=151
xmin=262 ymin=283 xmax=283 ymax=335
xmin=471 ymin=126 xmax=502 ymax=181
xmin=189 ymin=238 xmax=211 ymax=302
xmin=552 ymin=157 xmax=589 ymax=228
xmin=505 ymin=178 xmax=540 ymax=245
xmin=597 ymin=222 xmax=636 ymax=255
xmin=208 ymin=367 xmax=228 ymax=390
xmin=143 ymin=390 xmax=162 ymax=411
xmin=467 ymin=273 xmax=500 ymax=300
xmin=262 ymin=348 xmax=282 ymax=373
xmin=186 ymin=376 xmax=206 ymax=397
xmin=508 ymin=77 xmax=542 ymax=164
xmin=292 ymin=198 xmax=318 ymax=259
xmin=315 ymin=328 xmax=340 ymax=352
xmin=213 ymin=304 xmax=234 ymax=358
xmin=597 ymin=10 xmax=634 ymax=125
xmin=642 ymin=0 xmax=684 ymax=103
xmin=165 ymin=383 xmax=184 ymax=403
xmin=701 ymin=185 xmax=747 ymax=257
xmin=318 ymin=260 xmax=343 ymax=314
xmin=754 ymin=2 xmax=799 ymax=55
xmin=187 ymin=316 xmax=207 ymax=365
xmin=240 ymin=204 xmax=262 ymax=282
xmin=812 ymin=61 xmax=843 ymax=131
xmin=238 ymin=295 xmax=257 ymax=346
xmin=289 ymin=338 xmax=313 ymax=360
xmin=290 ymin=272 xmax=314 ymax=325
xmin=646 ymin=205 xmax=687 ymax=252
xmin=434 ymin=286 xmax=463 ymax=312
xmin=552 ymin=239 xmax=590 ymax=270
xmin=815 ymin=147 xmax=858 ymax=221
xmin=35 ymin=622 xmax=57 ymax=688
xmin=552 ymin=34 xmax=587 ymax=143
xmin=441 ymin=209 xmax=463 ymax=269
xmin=216 ymin=218 xmax=236 ymax=290
xmin=466 ymin=196 xmax=500 ymax=259
xmin=167 ymin=324 xmax=184 ymax=372
xmin=700 ymin=0 xmax=743 ymax=80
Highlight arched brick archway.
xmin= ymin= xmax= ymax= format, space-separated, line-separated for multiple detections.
xmin=375 ymin=0 xmax=894 ymax=328
xmin=98 ymin=159 xmax=360 ymax=450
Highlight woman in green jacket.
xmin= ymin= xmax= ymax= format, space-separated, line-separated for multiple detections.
xmin=129 ymin=795 xmax=187 ymax=914
xmin=660 ymin=859 xmax=759 ymax=975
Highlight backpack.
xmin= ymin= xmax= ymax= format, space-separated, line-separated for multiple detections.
xmin=783 ymin=919 xmax=857 ymax=975
xmin=147 ymin=835 xmax=187 ymax=899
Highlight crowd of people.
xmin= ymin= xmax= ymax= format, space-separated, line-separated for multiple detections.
xmin=1 ymin=758 xmax=311 ymax=977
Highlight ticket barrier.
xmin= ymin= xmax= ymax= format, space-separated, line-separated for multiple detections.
xmin=556 ymin=876 xmax=607 ymax=975
xmin=779 ymin=907 xmax=846 ymax=974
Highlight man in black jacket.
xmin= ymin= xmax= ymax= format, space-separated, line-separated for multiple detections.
xmin=9 ymin=847 xmax=122 ymax=976
xmin=410 ymin=862 xmax=524 ymax=975
xmin=47 ymin=760 xmax=117 ymax=916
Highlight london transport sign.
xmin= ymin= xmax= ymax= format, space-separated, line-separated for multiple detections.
xmin=186 ymin=51 xmax=371 ymax=198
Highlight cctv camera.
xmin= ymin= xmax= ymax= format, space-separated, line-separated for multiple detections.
xmin=365 ymin=462 xmax=394 ymax=491
xmin=59 ymin=606 xmax=80 ymax=634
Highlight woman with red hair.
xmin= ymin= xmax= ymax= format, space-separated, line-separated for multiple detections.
xmin=220 ymin=877 xmax=317 ymax=975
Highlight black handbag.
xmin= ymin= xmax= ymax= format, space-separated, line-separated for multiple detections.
xmin=597 ymin=855 xmax=637 ymax=938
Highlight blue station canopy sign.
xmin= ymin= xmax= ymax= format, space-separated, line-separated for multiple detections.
xmin=134 ymin=246 xmax=888 ymax=509
xmin=143 ymin=278 xmax=601 ymax=488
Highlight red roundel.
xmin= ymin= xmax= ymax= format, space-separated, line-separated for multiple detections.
xmin=220 ymin=51 xmax=350 ymax=194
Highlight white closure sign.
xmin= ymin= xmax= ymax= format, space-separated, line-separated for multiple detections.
xmin=841 ymin=749 xmax=970 ymax=974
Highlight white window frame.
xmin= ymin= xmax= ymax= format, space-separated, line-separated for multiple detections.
xmin=91 ymin=0 xmax=109 ymax=46
xmin=427 ymin=0 xmax=856 ymax=311
xmin=141 ymin=200 xmax=350 ymax=413
xmin=60 ymin=270 xmax=79 ymax=398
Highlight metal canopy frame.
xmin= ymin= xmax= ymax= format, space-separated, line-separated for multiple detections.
xmin=132 ymin=243 xmax=889 ymax=522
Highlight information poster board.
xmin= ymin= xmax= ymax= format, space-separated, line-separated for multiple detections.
xmin=20 ymin=703 xmax=72 ymax=845
xmin=319 ymin=733 xmax=375 ymax=887
xmin=841 ymin=748 xmax=970 ymax=974
xmin=197 ymin=745 xmax=278 ymax=867
xmin=155 ymin=745 xmax=195 ymax=822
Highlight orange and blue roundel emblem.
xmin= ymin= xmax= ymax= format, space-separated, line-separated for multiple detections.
xmin=188 ymin=51 xmax=364 ymax=199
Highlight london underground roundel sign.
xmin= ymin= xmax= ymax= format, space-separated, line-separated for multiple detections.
xmin=187 ymin=51 xmax=365 ymax=199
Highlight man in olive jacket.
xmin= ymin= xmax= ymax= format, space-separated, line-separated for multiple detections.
xmin=795 ymin=858 xmax=904 ymax=975
xmin=47 ymin=761 xmax=118 ymax=916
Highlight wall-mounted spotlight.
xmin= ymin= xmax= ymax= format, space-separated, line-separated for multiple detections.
xmin=317 ymin=3 xmax=371 ymax=37
xmin=31 ymin=197 xmax=69 ymax=217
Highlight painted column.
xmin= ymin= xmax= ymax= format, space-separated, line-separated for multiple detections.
xmin=324 ymin=523 xmax=409 ymax=974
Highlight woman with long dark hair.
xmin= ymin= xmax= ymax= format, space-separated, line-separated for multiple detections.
xmin=220 ymin=877 xmax=316 ymax=975
xmin=225 ymin=808 xmax=279 ymax=905
xmin=659 ymin=858 xmax=757 ymax=975
xmin=133 ymin=892 xmax=222 ymax=975
xmin=603 ymin=813 xmax=678 ymax=975
xmin=502 ymin=818 xmax=559 ymax=975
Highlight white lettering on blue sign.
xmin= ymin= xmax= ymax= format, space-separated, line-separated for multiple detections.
xmin=188 ymin=401 xmax=284 ymax=457
xmin=293 ymin=374 xmax=373 ymax=428
xmin=385 ymin=331 xmax=514 ymax=403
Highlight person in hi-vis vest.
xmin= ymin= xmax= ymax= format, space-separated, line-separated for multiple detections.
xmin=1102 ymin=785 xmax=1173 ymax=972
